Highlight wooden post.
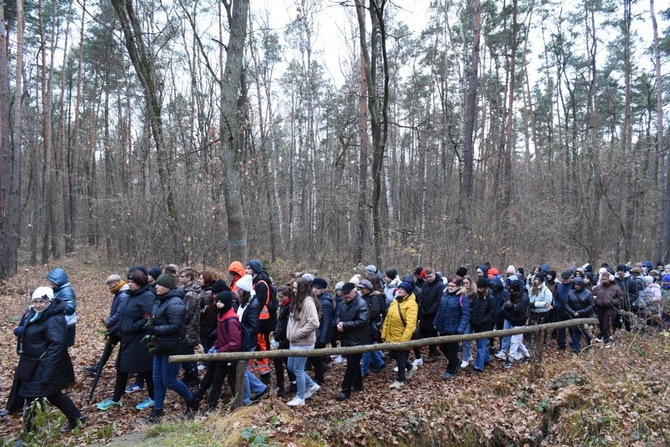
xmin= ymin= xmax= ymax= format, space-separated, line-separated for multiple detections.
xmin=232 ymin=360 xmax=245 ymax=410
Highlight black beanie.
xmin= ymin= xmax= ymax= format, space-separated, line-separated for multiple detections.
xmin=476 ymin=277 xmax=489 ymax=289
xmin=385 ymin=269 xmax=397 ymax=280
xmin=456 ymin=267 xmax=468 ymax=278
xmin=216 ymin=291 xmax=235 ymax=310
xmin=212 ymin=279 xmax=230 ymax=295
xmin=147 ymin=266 xmax=162 ymax=281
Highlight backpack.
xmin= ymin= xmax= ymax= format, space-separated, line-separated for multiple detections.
xmin=258 ymin=280 xmax=279 ymax=314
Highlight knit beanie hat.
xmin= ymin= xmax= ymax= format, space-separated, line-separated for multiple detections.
xmin=32 ymin=286 xmax=54 ymax=301
xmin=476 ymin=277 xmax=489 ymax=289
xmin=212 ymin=279 xmax=230 ymax=295
xmin=398 ymin=281 xmax=413 ymax=295
xmin=506 ymin=265 xmax=516 ymax=275
xmin=216 ymin=291 xmax=235 ymax=312
xmin=147 ymin=266 xmax=162 ymax=281
xmin=534 ymin=271 xmax=546 ymax=283
xmin=313 ymin=278 xmax=328 ymax=289
xmin=156 ymin=273 xmax=176 ymax=289
xmin=364 ymin=265 xmax=377 ymax=276
xmin=237 ymin=274 xmax=253 ymax=293
xmin=358 ymin=279 xmax=374 ymax=291
xmin=385 ymin=269 xmax=397 ymax=280
xmin=247 ymin=260 xmax=262 ymax=275
xmin=456 ymin=267 xmax=468 ymax=278
xmin=335 ymin=281 xmax=345 ymax=291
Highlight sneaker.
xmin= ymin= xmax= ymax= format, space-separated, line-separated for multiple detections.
xmin=59 ymin=415 xmax=87 ymax=434
xmin=412 ymin=358 xmax=423 ymax=367
xmin=135 ymin=397 xmax=154 ymax=411
xmin=595 ymin=337 xmax=604 ymax=343
xmin=460 ymin=360 xmax=469 ymax=369
xmin=393 ymin=366 xmax=399 ymax=372
xmin=389 ymin=380 xmax=404 ymax=389
xmin=494 ymin=351 xmax=507 ymax=361
xmin=140 ymin=410 xmax=162 ymax=424
xmin=82 ymin=365 xmax=97 ymax=375
xmin=286 ymin=396 xmax=305 ymax=407
xmin=405 ymin=365 xmax=418 ymax=380
xmin=333 ymin=355 xmax=345 ymax=364
xmin=197 ymin=364 xmax=206 ymax=371
xmin=304 ymin=383 xmax=320 ymax=399
xmin=503 ymin=361 xmax=513 ymax=368
xmin=441 ymin=372 xmax=453 ymax=379
xmin=125 ymin=383 xmax=144 ymax=393
xmin=423 ymin=353 xmax=439 ymax=364
xmin=522 ymin=356 xmax=531 ymax=364
xmin=96 ymin=398 xmax=122 ymax=411
xmin=335 ymin=392 xmax=350 ymax=401
xmin=469 ymin=368 xmax=483 ymax=374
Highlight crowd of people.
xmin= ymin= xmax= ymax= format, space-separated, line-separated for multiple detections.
xmin=4 ymin=259 xmax=670 ymax=441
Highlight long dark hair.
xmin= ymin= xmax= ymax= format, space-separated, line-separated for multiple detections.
xmin=291 ymin=277 xmax=321 ymax=317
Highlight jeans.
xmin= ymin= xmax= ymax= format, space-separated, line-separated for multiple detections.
xmin=152 ymin=354 xmax=193 ymax=411
xmin=473 ymin=337 xmax=490 ymax=370
xmin=361 ymin=347 xmax=384 ymax=374
xmin=569 ymin=325 xmax=592 ymax=353
xmin=461 ymin=322 xmax=473 ymax=361
xmin=499 ymin=319 xmax=512 ymax=354
xmin=243 ymin=363 xmax=267 ymax=405
xmin=288 ymin=356 xmax=316 ymax=399
xmin=390 ymin=350 xmax=410 ymax=382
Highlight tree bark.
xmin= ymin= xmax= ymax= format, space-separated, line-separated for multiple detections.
xmin=220 ymin=0 xmax=249 ymax=265
xmin=171 ymin=318 xmax=599 ymax=363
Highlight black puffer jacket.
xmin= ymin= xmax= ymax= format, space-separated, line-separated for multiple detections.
xmin=499 ymin=292 xmax=530 ymax=327
xmin=17 ymin=299 xmax=75 ymax=398
xmin=469 ymin=290 xmax=497 ymax=332
xmin=115 ymin=284 xmax=154 ymax=373
xmin=418 ymin=275 xmax=444 ymax=329
xmin=336 ymin=295 xmax=370 ymax=347
xmin=150 ymin=288 xmax=186 ymax=355
xmin=566 ymin=279 xmax=596 ymax=318
xmin=240 ymin=295 xmax=260 ymax=352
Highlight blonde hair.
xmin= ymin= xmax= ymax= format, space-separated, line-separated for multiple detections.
xmin=105 ymin=274 xmax=121 ymax=286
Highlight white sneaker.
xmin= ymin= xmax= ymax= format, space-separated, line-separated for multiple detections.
xmin=460 ymin=359 xmax=469 ymax=369
xmin=286 ymin=396 xmax=305 ymax=406
xmin=197 ymin=364 xmax=206 ymax=371
xmin=304 ymin=383 xmax=320 ymax=399
xmin=389 ymin=380 xmax=404 ymax=389
xmin=412 ymin=358 xmax=423 ymax=367
xmin=494 ymin=351 xmax=507 ymax=361
xmin=393 ymin=366 xmax=399 ymax=372
xmin=406 ymin=365 xmax=418 ymax=380
xmin=333 ymin=355 xmax=345 ymax=364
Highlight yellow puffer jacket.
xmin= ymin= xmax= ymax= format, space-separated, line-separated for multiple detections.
xmin=382 ymin=292 xmax=418 ymax=343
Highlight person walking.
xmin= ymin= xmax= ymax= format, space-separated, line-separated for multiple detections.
xmin=15 ymin=287 xmax=86 ymax=439
xmin=286 ymin=277 xmax=322 ymax=406
xmin=381 ymin=281 xmax=418 ymax=389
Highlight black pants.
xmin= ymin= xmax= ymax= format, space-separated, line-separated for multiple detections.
xmin=24 ymin=391 xmax=82 ymax=432
xmin=273 ymin=341 xmax=296 ymax=391
xmin=112 ymin=370 xmax=154 ymax=402
xmin=597 ymin=307 xmax=617 ymax=341
xmin=341 ymin=353 xmax=363 ymax=394
xmin=439 ymin=341 xmax=460 ymax=374
xmin=208 ymin=362 xmax=236 ymax=410
xmin=413 ymin=326 xmax=438 ymax=359
xmin=390 ymin=350 xmax=411 ymax=382
xmin=310 ymin=342 xmax=327 ymax=384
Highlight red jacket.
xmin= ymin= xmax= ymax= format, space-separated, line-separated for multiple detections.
xmin=216 ymin=308 xmax=242 ymax=352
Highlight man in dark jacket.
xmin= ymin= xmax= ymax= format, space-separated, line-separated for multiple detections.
xmin=469 ymin=277 xmax=497 ymax=373
xmin=416 ymin=268 xmax=444 ymax=363
xmin=335 ymin=283 xmax=369 ymax=401
xmin=593 ymin=272 xmax=623 ymax=343
xmin=246 ymin=260 xmax=276 ymax=382
xmin=614 ymin=264 xmax=637 ymax=332
xmin=565 ymin=277 xmax=595 ymax=354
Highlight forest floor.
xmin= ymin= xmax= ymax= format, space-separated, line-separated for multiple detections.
xmin=1 ymin=252 xmax=669 ymax=446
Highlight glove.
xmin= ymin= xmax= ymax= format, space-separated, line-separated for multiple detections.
xmin=145 ymin=325 xmax=155 ymax=334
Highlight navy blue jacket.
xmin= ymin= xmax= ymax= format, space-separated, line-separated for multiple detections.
xmin=433 ymin=292 xmax=470 ymax=335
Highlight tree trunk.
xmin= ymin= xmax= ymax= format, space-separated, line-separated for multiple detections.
xmin=460 ymin=0 xmax=481 ymax=265
xmin=220 ymin=0 xmax=249 ymax=265
xmin=651 ymin=0 xmax=667 ymax=263
xmin=0 ymin=0 xmax=16 ymax=278
xmin=111 ymin=0 xmax=182 ymax=258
